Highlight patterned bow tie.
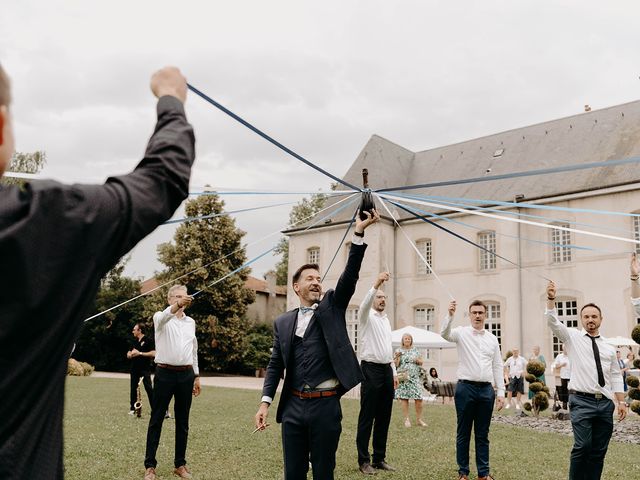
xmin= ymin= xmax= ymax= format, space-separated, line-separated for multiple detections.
xmin=300 ymin=305 xmax=317 ymax=314
xmin=472 ymin=329 xmax=486 ymax=336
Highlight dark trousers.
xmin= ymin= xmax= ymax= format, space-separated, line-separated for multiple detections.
xmin=144 ymin=367 xmax=195 ymax=469
xmin=281 ymin=394 xmax=343 ymax=480
xmin=130 ymin=370 xmax=154 ymax=411
xmin=356 ymin=361 xmax=394 ymax=466
xmin=557 ymin=378 xmax=569 ymax=408
xmin=454 ymin=382 xmax=495 ymax=478
xmin=568 ymin=394 xmax=614 ymax=480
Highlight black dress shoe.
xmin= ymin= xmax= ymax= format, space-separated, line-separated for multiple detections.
xmin=359 ymin=463 xmax=377 ymax=475
xmin=372 ymin=461 xmax=396 ymax=471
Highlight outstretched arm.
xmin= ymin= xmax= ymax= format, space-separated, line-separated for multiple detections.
xmin=546 ymin=281 xmax=570 ymax=343
xmin=334 ymin=209 xmax=379 ymax=308
xmin=440 ymin=300 xmax=458 ymax=342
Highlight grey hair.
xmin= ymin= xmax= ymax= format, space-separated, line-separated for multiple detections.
xmin=167 ymin=284 xmax=188 ymax=299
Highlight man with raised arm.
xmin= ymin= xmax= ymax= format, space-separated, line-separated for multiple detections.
xmin=356 ymin=272 xmax=398 ymax=475
xmin=441 ymin=300 xmax=505 ymax=480
xmin=144 ymin=285 xmax=200 ymax=480
xmin=545 ymin=280 xmax=626 ymax=480
xmin=255 ymin=210 xmax=379 ymax=480
xmin=0 ymin=64 xmax=195 ymax=480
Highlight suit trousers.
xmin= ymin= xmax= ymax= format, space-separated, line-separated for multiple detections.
xmin=356 ymin=361 xmax=394 ymax=465
xmin=130 ymin=370 xmax=154 ymax=411
xmin=454 ymin=381 xmax=495 ymax=478
xmin=281 ymin=394 xmax=343 ymax=480
xmin=144 ymin=367 xmax=195 ymax=469
xmin=568 ymin=394 xmax=614 ymax=480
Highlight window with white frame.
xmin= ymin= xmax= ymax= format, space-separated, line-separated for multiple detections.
xmin=307 ymin=247 xmax=320 ymax=265
xmin=346 ymin=307 xmax=359 ymax=353
xmin=416 ymin=239 xmax=433 ymax=275
xmin=478 ymin=231 xmax=496 ymax=271
xmin=414 ymin=305 xmax=435 ymax=331
xmin=552 ymin=298 xmax=578 ymax=357
xmin=483 ymin=302 xmax=502 ymax=349
xmin=551 ymin=223 xmax=571 ymax=263
xmin=633 ymin=215 xmax=640 ymax=255
xmin=414 ymin=305 xmax=435 ymax=359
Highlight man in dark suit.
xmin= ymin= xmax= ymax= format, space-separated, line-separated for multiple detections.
xmin=0 ymin=65 xmax=195 ymax=480
xmin=255 ymin=209 xmax=379 ymax=480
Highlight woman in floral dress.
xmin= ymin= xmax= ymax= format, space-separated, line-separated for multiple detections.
xmin=394 ymin=333 xmax=426 ymax=427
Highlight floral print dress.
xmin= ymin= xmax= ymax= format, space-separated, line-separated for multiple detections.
xmin=394 ymin=347 xmax=423 ymax=400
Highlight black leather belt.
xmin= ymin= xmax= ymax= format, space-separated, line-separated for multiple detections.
xmin=460 ymin=379 xmax=491 ymax=386
xmin=569 ymin=390 xmax=605 ymax=400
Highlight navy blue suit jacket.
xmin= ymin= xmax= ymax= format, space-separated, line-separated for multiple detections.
xmin=262 ymin=242 xmax=367 ymax=422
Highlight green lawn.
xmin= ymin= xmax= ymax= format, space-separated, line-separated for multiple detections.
xmin=64 ymin=377 xmax=639 ymax=479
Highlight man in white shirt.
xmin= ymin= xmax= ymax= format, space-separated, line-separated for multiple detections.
xmin=144 ymin=285 xmax=201 ymax=480
xmin=356 ymin=272 xmax=398 ymax=475
xmin=545 ymin=280 xmax=626 ymax=480
xmin=441 ymin=300 xmax=505 ymax=480
xmin=503 ymin=348 xmax=526 ymax=410
xmin=551 ymin=345 xmax=571 ymax=409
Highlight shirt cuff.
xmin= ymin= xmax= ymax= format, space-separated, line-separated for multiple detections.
xmin=261 ymin=396 xmax=272 ymax=404
xmin=631 ymin=297 xmax=640 ymax=305
xmin=351 ymin=235 xmax=364 ymax=246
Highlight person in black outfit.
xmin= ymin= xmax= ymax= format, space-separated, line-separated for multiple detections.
xmin=0 ymin=64 xmax=195 ymax=480
xmin=255 ymin=209 xmax=379 ymax=480
xmin=127 ymin=323 xmax=156 ymax=415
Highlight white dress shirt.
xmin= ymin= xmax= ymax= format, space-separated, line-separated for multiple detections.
xmin=153 ymin=306 xmax=199 ymax=375
xmin=358 ymin=287 xmax=397 ymax=375
xmin=545 ymin=308 xmax=622 ymax=400
xmin=504 ymin=355 xmax=527 ymax=378
xmin=552 ymin=353 xmax=571 ymax=380
xmin=441 ymin=315 xmax=505 ymax=397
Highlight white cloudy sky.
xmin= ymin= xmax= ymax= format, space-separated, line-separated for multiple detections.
xmin=2 ymin=0 xmax=639 ymax=280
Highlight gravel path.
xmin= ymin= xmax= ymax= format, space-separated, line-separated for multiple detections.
xmin=493 ymin=412 xmax=639 ymax=445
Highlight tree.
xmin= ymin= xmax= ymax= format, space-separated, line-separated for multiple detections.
xmin=147 ymin=193 xmax=255 ymax=372
xmin=1 ymin=151 xmax=46 ymax=186
xmin=74 ymin=258 xmax=144 ymax=372
xmin=274 ymin=192 xmax=327 ymax=285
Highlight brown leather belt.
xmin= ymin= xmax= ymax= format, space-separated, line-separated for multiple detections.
xmin=157 ymin=363 xmax=192 ymax=372
xmin=291 ymin=388 xmax=338 ymax=399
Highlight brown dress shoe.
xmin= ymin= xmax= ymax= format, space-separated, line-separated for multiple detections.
xmin=372 ymin=461 xmax=396 ymax=471
xmin=477 ymin=475 xmax=494 ymax=480
xmin=144 ymin=467 xmax=157 ymax=480
xmin=458 ymin=474 xmax=469 ymax=480
xmin=174 ymin=465 xmax=193 ymax=479
xmin=359 ymin=462 xmax=377 ymax=475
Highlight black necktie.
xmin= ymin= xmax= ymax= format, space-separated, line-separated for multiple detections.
xmin=589 ymin=335 xmax=605 ymax=387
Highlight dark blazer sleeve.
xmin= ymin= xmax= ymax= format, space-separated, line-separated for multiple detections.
xmin=261 ymin=317 xmax=285 ymax=399
xmin=333 ymin=242 xmax=367 ymax=309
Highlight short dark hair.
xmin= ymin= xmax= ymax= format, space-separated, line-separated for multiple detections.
xmin=134 ymin=322 xmax=145 ymax=334
xmin=580 ymin=302 xmax=602 ymax=317
xmin=468 ymin=300 xmax=487 ymax=312
xmin=0 ymin=64 xmax=11 ymax=107
xmin=292 ymin=263 xmax=320 ymax=285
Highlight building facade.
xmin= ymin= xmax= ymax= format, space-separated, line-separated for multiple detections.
xmin=286 ymin=100 xmax=640 ymax=380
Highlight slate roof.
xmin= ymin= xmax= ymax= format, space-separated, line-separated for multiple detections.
xmin=289 ymin=99 xmax=640 ymax=232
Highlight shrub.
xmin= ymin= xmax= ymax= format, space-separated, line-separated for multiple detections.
xmin=67 ymin=358 xmax=94 ymax=376
xmin=626 ymin=375 xmax=639 ymax=389
xmin=525 ymin=374 xmax=536 ymax=383
xmin=523 ymin=402 xmax=532 ymax=412
xmin=627 ymin=387 xmax=640 ymax=401
xmin=630 ymin=400 xmax=640 ymax=415
xmin=526 ymin=360 xmax=545 ymax=377
xmin=528 ymin=382 xmax=544 ymax=393
xmin=631 ymin=325 xmax=640 ymax=345
xmin=532 ymin=392 xmax=549 ymax=411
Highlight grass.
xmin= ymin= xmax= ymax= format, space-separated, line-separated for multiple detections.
xmin=64 ymin=377 xmax=639 ymax=480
